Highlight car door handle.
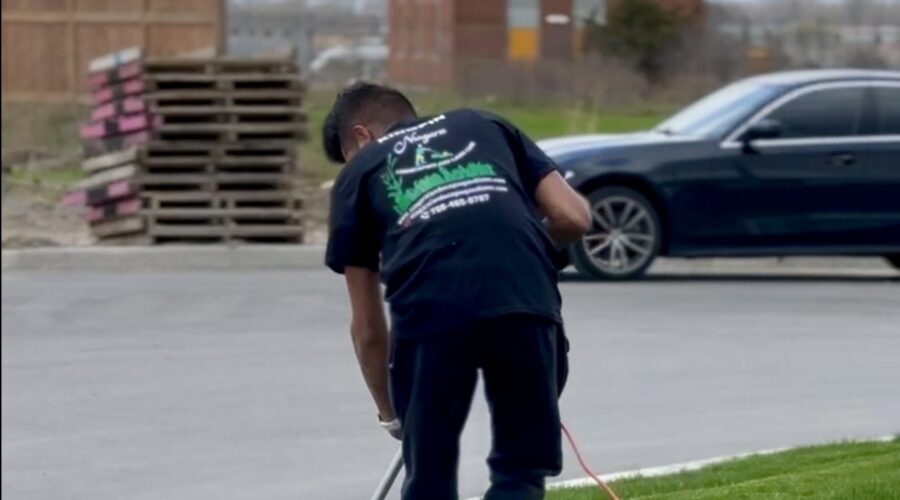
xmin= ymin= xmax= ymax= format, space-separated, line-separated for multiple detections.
xmin=828 ymin=153 xmax=857 ymax=167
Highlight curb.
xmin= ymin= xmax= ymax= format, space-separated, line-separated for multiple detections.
xmin=648 ymin=257 xmax=897 ymax=276
xmin=2 ymin=246 xmax=897 ymax=276
xmin=2 ymin=245 xmax=326 ymax=272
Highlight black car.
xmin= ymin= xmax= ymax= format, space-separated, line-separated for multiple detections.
xmin=539 ymin=69 xmax=900 ymax=279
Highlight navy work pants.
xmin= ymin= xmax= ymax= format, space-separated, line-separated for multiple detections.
xmin=390 ymin=314 xmax=569 ymax=500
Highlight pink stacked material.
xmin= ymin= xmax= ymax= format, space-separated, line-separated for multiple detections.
xmin=70 ymin=47 xmax=149 ymax=243
xmin=68 ymin=46 xmax=308 ymax=244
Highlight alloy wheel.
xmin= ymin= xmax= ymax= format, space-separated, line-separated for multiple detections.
xmin=581 ymin=195 xmax=658 ymax=276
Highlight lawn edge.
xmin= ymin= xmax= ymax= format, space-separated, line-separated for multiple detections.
xmin=463 ymin=435 xmax=896 ymax=500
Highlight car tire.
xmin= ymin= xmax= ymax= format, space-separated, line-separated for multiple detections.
xmin=886 ymin=255 xmax=900 ymax=270
xmin=570 ymin=186 xmax=662 ymax=280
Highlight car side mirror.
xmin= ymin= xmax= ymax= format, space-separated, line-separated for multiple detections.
xmin=741 ymin=119 xmax=783 ymax=154
xmin=744 ymin=119 xmax=783 ymax=142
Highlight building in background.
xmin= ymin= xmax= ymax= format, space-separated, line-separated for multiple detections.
xmin=388 ymin=0 xmax=504 ymax=88
xmin=388 ymin=0 xmax=705 ymax=89
xmin=1 ymin=0 xmax=224 ymax=103
xmin=719 ymin=22 xmax=900 ymax=71
xmin=228 ymin=1 xmax=384 ymax=74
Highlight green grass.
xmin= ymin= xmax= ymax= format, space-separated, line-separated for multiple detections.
xmin=2 ymin=102 xmax=87 ymax=193
xmin=5 ymin=166 xmax=85 ymax=190
xmin=464 ymin=104 xmax=665 ymax=138
xmin=1 ymin=103 xmax=85 ymax=157
xmin=301 ymin=89 xmax=669 ymax=181
xmin=0 ymin=92 xmax=667 ymax=187
xmin=547 ymin=439 xmax=900 ymax=500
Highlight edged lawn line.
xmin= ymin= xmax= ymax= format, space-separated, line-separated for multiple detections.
xmin=623 ymin=451 xmax=900 ymax=500
xmin=547 ymin=439 xmax=900 ymax=500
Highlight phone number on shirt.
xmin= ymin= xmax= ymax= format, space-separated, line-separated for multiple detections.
xmin=419 ymin=193 xmax=491 ymax=220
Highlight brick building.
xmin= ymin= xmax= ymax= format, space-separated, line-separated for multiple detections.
xmin=388 ymin=0 xmax=705 ymax=89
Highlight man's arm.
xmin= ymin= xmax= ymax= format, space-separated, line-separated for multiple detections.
xmin=535 ymin=171 xmax=592 ymax=244
xmin=475 ymin=109 xmax=591 ymax=244
xmin=344 ymin=266 xmax=395 ymax=422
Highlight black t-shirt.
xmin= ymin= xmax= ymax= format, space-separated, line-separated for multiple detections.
xmin=326 ymin=108 xmax=562 ymax=338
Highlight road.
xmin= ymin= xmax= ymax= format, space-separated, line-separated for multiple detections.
xmin=3 ymin=270 xmax=899 ymax=500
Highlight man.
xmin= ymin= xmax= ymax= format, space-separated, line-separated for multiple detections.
xmin=323 ymin=83 xmax=591 ymax=500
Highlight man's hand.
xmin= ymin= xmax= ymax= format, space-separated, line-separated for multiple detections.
xmin=535 ymin=171 xmax=592 ymax=244
xmin=379 ymin=415 xmax=402 ymax=440
xmin=344 ymin=267 xmax=395 ymax=424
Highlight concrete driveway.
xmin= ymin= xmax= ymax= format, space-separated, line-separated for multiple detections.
xmin=2 ymin=269 xmax=899 ymax=499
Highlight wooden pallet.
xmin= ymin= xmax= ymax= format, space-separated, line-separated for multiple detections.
xmin=153 ymin=122 xmax=306 ymax=142
xmin=142 ymin=163 xmax=292 ymax=177
xmin=143 ymin=138 xmax=300 ymax=152
xmin=145 ymin=90 xmax=304 ymax=106
xmin=143 ymin=56 xmax=298 ymax=76
xmin=79 ymin=50 xmax=308 ymax=246
xmin=85 ymin=136 xmax=300 ymax=157
xmin=90 ymin=215 xmax=304 ymax=245
xmin=144 ymin=140 xmax=295 ymax=154
xmin=138 ymin=172 xmax=291 ymax=192
xmin=145 ymin=191 xmax=301 ymax=210
xmin=145 ymin=207 xmax=299 ymax=222
xmin=153 ymin=105 xmax=306 ymax=126
xmin=142 ymin=143 xmax=296 ymax=164
xmin=141 ymin=150 xmax=296 ymax=177
xmin=146 ymin=222 xmax=303 ymax=244
xmin=90 ymin=215 xmax=145 ymax=239
xmin=144 ymin=90 xmax=303 ymax=107
xmin=144 ymin=73 xmax=305 ymax=93
xmin=142 ymin=153 xmax=293 ymax=169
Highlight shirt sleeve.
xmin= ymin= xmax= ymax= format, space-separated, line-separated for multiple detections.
xmin=324 ymin=167 xmax=380 ymax=275
xmin=476 ymin=110 xmax=561 ymax=197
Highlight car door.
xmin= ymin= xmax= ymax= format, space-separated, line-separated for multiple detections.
xmin=855 ymin=83 xmax=900 ymax=248
xmin=725 ymin=84 xmax=872 ymax=250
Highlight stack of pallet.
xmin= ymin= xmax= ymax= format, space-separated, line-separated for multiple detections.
xmin=67 ymin=48 xmax=306 ymax=244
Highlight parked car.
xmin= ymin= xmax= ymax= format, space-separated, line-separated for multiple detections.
xmin=539 ymin=69 xmax=900 ymax=279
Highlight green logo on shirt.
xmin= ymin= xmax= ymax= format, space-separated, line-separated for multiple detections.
xmin=381 ymin=154 xmax=497 ymax=216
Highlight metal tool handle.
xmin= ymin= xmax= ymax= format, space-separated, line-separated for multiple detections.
xmin=371 ymin=446 xmax=404 ymax=500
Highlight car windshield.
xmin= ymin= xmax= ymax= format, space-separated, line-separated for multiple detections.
xmin=655 ymin=81 xmax=783 ymax=138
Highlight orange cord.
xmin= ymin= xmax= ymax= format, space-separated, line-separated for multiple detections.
xmin=561 ymin=423 xmax=622 ymax=500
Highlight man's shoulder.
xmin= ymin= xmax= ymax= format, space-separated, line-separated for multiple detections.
xmin=443 ymin=108 xmax=516 ymax=138
xmin=444 ymin=107 xmax=498 ymax=124
xmin=334 ymin=146 xmax=385 ymax=193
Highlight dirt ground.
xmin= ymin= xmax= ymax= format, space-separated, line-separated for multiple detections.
xmin=0 ymin=169 xmax=331 ymax=249
xmin=2 ymin=104 xmax=88 ymax=248
xmin=2 ymin=179 xmax=91 ymax=248
xmin=1 ymin=102 xmax=331 ymax=249
xmin=1 ymin=177 xmax=331 ymax=249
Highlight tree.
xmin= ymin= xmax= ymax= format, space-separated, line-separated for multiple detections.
xmin=583 ymin=0 xmax=683 ymax=82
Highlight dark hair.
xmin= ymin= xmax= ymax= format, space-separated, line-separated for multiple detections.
xmin=322 ymin=82 xmax=416 ymax=163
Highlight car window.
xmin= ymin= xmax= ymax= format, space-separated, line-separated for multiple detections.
xmin=764 ymin=87 xmax=865 ymax=139
xmin=874 ymin=86 xmax=900 ymax=135
xmin=656 ymin=81 xmax=781 ymax=138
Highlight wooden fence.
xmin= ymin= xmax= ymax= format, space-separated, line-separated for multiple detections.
xmin=2 ymin=0 xmax=225 ymax=103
